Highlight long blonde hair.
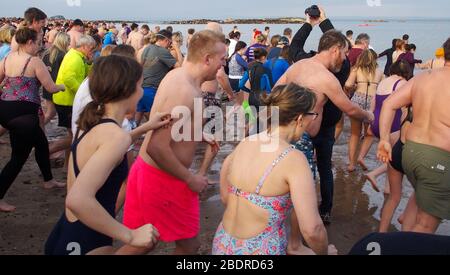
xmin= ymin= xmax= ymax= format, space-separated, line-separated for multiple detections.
xmin=354 ymin=49 xmax=378 ymax=78
xmin=47 ymin=32 xmax=70 ymax=65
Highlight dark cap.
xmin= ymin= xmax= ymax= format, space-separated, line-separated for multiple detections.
xmin=73 ymin=19 xmax=83 ymax=26
xmin=278 ymin=36 xmax=290 ymax=46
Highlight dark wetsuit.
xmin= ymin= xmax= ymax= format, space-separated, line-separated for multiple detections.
xmin=45 ymin=119 xmax=128 ymax=255
xmin=379 ymin=47 xmax=395 ymax=76
xmin=290 ymin=19 xmax=351 ymax=216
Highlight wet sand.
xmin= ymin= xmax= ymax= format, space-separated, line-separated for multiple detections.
xmin=0 ymin=114 xmax=448 ymax=255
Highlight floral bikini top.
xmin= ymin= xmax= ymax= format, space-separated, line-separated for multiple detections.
xmin=1 ymin=56 xmax=42 ymax=106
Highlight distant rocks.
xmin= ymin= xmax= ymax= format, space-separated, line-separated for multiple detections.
xmin=49 ymin=15 xmax=66 ymax=20
xmin=162 ymin=17 xmax=306 ymax=25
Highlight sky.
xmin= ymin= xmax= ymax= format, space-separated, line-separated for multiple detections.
xmin=2 ymin=0 xmax=450 ymax=21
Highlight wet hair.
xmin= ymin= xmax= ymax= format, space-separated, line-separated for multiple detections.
xmin=270 ymin=35 xmax=281 ymax=48
xmin=346 ymin=30 xmax=353 ymax=36
xmin=24 ymin=7 xmax=47 ymax=25
xmin=131 ymin=23 xmax=138 ymax=30
xmin=166 ymin=26 xmax=173 ymax=33
xmin=404 ymin=44 xmax=411 ymax=51
xmin=355 ymin=33 xmax=370 ymax=45
xmin=355 ymin=49 xmax=378 ymax=78
xmin=100 ymin=45 xmax=115 ymax=57
xmin=402 ymin=34 xmax=409 ymax=41
xmin=283 ymin=28 xmax=292 ymax=36
xmin=318 ymin=30 xmax=348 ymax=53
xmin=261 ymin=83 xmax=317 ymax=131
xmin=122 ymin=23 xmax=128 ymax=27
xmin=443 ymin=38 xmax=450 ymax=61
xmin=15 ymin=28 xmax=37 ymax=44
xmin=253 ymin=47 xmax=268 ymax=60
xmin=409 ymin=44 xmax=416 ymax=51
xmin=390 ymin=60 xmax=412 ymax=80
xmin=265 ymin=26 xmax=270 ymax=31
xmin=78 ymin=55 xmax=143 ymax=131
xmin=111 ymin=44 xmax=136 ymax=58
xmin=0 ymin=27 xmax=15 ymax=44
xmin=395 ymin=39 xmax=405 ymax=51
xmin=187 ymin=30 xmax=226 ymax=63
xmin=188 ymin=28 xmax=195 ymax=35
xmin=141 ymin=24 xmax=150 ymax=31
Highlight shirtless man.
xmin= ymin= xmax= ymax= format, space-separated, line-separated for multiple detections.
xmin=68 ymin=19 xmax=84 ymax=49
xmin=121 ymin=30 xmax=227 ymax=255
xmin=377 ymin=38 xmax=450 ymax=234
xmin=126 ymin=23 xmax=144 ymax=52
xmin=11 ymin=7 xmax=47 ymax=52
xmin=198 ymin=22 xmax=234 ymax=178
xmin=277 ymin=30 xmax=373 ymax=138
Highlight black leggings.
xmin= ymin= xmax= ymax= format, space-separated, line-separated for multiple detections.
xmin=0 ymin=100 xmax=53 ymax=199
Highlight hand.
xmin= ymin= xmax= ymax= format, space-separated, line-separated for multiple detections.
xmin=377 ymin=140 xmax=392 ymax=163
xmin=365 ymin=111 xmax=375 ymax=124
xmin=172 ymin=39 xmax=180 ymax=49
xmin=186 ymin=174 xmax=209 ymax=193
xmin=128 ymin=224 xmax=160 ymax=248
xmin=146 ymin=112 xmax=172 ymax=131
xmin=305 ymin=14 xmax=320 ymax=27
xmin=227 ymin=92 xmax=235 ymax=101
xmin=58 ymin=84 xmax=65 ymax=92
xmin=328 ymin=244 xmax=338 ymax=255
xmin=319 ymin=6 xmax=327 ymax=23
xmin=203 ymin=133 xmax=220 ymax=155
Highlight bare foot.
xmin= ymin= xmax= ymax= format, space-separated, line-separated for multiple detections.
xmin=0 ymin=200 xmax=16 ymax=212
xmin=50 ymin=150 xmax=65 ymax=160
xmin=347 ymin=164 xmax=356 ymax=173
xmin=357 ymin=159 xmax=368 ymax=171
xmin=43 ymin=180 xmax=66 ymax=190
xmin=287 ymin=244 xmax=316 ymax=255
xmin=365 ymin=174 xmax=380 ymax=192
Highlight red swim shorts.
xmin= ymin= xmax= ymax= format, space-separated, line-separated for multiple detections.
xmin=123 ymin=156 xmax=200 ymax=242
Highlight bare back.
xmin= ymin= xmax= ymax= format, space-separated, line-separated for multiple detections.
xmin=408 ymin=68 xmax=450 ymax=152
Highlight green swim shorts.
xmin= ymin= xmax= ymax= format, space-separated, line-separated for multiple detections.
xmin=402 ymin=141 xmax=450 ymax=220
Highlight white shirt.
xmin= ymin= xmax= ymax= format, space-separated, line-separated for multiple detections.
xmin=72 ymin=79 xmax=131 ymax=135
xmin=228 ymin=39 xmax=237 ymax=58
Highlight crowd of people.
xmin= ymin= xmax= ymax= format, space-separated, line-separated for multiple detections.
xmin=0 ymin=6 xmax=449 ymax=255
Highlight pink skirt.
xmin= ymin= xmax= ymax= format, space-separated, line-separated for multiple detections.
xmin=123 ymin=157 xmax=200 ymax=242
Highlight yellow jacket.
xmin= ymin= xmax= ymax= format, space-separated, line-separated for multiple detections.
xmin=53 ymin=49 xmax=90 ymax=106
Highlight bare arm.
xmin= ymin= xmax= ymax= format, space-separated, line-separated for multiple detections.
xmin=288 ymin=152 xmax=328 ymax=255
xmin=344 ymin=69 xmax=357 ymax=95
xmin=129 ymin=112 xmax=171 ymax=142
xmin=171 ymin=43 xmax=183 ymax=68
xmin=217 ymin=67 xmax=234 ymax=99
xmin=34 ymin=58 xmax=64 ymax=93
xmin=325 ymin=76 xmax=373 ymax=122
xmin=219 ymin=152 xmax=234 ymax=205
xmin=66 ymin=133 xmax=133 ymax=244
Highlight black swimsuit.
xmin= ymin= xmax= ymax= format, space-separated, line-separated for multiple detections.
xmin=389 ymin=107 xmax=413 ymax=174
xmin=45 ymin=119 xmax=128 ymax=255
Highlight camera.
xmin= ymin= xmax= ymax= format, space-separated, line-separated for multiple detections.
xmin=305 ymin=5 xmax=321 ymax=19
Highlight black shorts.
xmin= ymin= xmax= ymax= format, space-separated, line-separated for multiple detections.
xmin=55 ymin=104 xmax=72 ymax=129
xmin=390 ymin=139 xmax=404 ymax=174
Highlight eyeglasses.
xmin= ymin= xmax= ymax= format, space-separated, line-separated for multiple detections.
xmin=304 ymin=112 xmax=319 ymax=120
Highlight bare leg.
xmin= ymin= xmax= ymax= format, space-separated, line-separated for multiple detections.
xmin=174 ymin=237 xmax=200 ymax=255
xmin=365 ymin=164 xmax=387 ymax=192
xmin=198 ymin=144 xmax=218 ymax=180
xmin=357 ymin=126 xmax=375 ymax=171
xmin=412 ymin=208 xmax=441 ymax=234
xmin=379 ymin=165 xmax=403 ymax=232
xmin=114 ymin=245 xmax=153 ymax=255
xmin=287 ymin=211 xmax=315 ymax=255
xmin=0 ymin=200 xmax=16 ymax=212
xmin=334 ymin=116 xmax=344 ymax=141
xmin=401 ymin=193 xmax=418 ymax=232
xmin=43 ymin=100 xmax=57 ymax=125
xmin=348 ymin=118 xmax=362 ymax=172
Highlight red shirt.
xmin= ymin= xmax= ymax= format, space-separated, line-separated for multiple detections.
xmin=348 ymin=48 xmax=364 ymax=67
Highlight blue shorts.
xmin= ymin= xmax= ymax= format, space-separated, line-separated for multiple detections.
xmin=137 ymin=87 xmax=157 ymax=113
